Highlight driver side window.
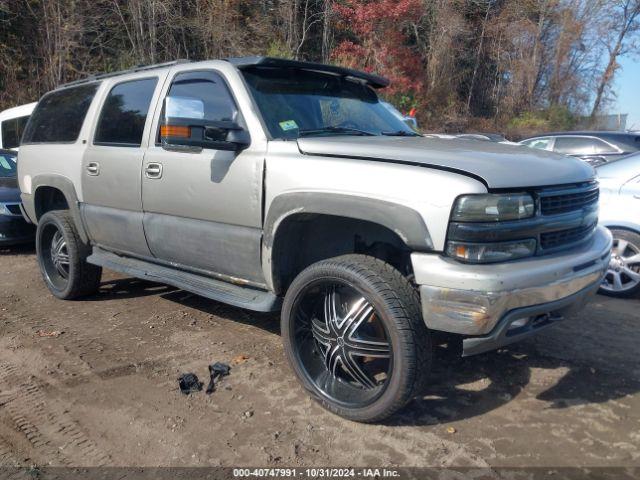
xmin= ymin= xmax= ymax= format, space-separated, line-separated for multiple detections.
xmin=160 ymin=70 xmax=238 ymax=142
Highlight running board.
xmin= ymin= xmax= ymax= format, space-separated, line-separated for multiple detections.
xmin=87 ymin=248 xmax=281 ymax=312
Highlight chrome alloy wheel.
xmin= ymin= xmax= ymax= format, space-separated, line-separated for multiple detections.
xmin=292 ymin=281 xmax=392 ymax=407
xmin=50 ymin=230 xmax=70 ymax=279
xmin=40 ymin=223 xmax=71 ymax=291
xmin=601 ymin=237 xmax=640 ymax=293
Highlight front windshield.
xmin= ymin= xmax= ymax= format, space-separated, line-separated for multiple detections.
xmin=0 ymin=153 xmax=17 ymax=177
xmin=241 ymin=67 xmax=418 ymax=139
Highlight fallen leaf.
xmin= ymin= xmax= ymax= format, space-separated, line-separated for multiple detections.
xmin=36 ymin=330 xmax=63 ymax=338
xmin=232 ymin=354 xmax=250 ymax=365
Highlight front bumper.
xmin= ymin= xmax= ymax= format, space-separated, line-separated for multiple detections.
xmin=411 ymin=226 xmax=612 ymax=355
xmin=0 ymin=214 xmax=36 ymax=246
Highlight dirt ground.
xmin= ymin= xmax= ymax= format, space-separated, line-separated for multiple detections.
xmin=0 ymin=243 xmax=638 ymax=469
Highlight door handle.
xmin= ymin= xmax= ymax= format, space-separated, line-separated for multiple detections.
xmin=86 ymin=162 xmax=100 ymax=175
xmin=145 ymin=162 xmax=163 ymax=179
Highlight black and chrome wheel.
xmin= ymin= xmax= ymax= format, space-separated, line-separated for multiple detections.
xmin=36 ymin=210 xmax=102 ymax=299
xmin=282 ymin=255 xmax=431 ymax=422
xmin=599 ymin=229 xmax=640 ymax=298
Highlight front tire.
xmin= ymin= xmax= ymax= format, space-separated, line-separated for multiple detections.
xmin=599 ymin=229 xmax=640 ymax=298
xmin=282 ymin=254 xmax=431 ymax=422
xmin=36 ymin=210 xmax=102 ymax=299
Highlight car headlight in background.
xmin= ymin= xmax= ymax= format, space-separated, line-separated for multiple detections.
xmin=446 ymin=239 xmax=537 ymax=263
xmin=451 ymin=193 xmax=535 ymax=222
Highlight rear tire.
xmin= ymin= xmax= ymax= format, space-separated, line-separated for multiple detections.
xmin=36 ymin=210 xmax=102 ymax=299
xmin=599 ymin=229 xmax=640 ymax=298
xmin=282 ymin=254 xmax=431 ymax=423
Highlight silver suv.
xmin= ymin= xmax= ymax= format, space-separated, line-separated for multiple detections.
xmin=18 ymin=58 xmax=612 ymax=422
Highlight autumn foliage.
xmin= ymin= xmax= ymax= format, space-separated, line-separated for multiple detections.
xmin=1 ymin=0 xmax=639 ymax=135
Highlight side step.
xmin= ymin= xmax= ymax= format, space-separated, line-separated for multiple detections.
xmin=87 ymin=248 xmax=281 ymax=312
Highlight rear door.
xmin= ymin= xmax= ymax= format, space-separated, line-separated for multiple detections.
xmin=81 ymin=74 xmax=165 ymax=256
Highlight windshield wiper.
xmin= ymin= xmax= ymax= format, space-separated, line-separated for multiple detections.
xmin=298 ymin=126 xmax=376 ymax=137
xmin=380 ymin=130 xmax=421 ymax=137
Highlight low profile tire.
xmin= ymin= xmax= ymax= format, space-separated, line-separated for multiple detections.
xmin=36 ymin=210 xmax=102 ymax=299
xmin=599 ymin=229 xmax=640 ymax=298
xmin=282 ymin=254 xmax=431 ymax=423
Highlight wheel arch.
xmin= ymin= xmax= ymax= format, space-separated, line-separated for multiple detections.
xmin=31 ymin=175 xmax=89 ymax=243
xmin=263 ymin=192 xmax=433 ymax=294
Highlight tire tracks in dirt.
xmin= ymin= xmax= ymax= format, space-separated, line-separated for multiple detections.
xmin=0 ymin=361 xmax=111 ymax=466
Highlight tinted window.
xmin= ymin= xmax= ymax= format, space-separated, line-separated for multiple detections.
xmin=0 ymin=152 xmax=17 ymax=177
xmin=23 ymin=84 xmax=98 ymax=143
xmin=553 ymin=137 xmax=596 ymax=155
xmin=1 ymin=115 xmax=30 ymax=149
xmin=94 ymin=78 xmax=158 ymax=146
xmin=161 ymin=71 xmax=238 ymax=143
xmin=166 ymin=71 xmax=236 ymax=122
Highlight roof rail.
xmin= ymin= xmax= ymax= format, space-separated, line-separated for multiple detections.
xmin=59 ymin=59 xmax=191 ymax=88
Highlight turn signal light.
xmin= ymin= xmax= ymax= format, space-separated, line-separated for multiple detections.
xmin=160 ymin=125 xmax=191 ymax=138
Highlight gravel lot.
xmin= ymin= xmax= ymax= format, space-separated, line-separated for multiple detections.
xmin=0 ymin=243 xmax=638 ymax=468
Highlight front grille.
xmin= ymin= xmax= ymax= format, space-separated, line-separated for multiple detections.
xmin=540 ymin=183 xmax=599 ymax=215
xmin=540 ymin=223 xmax=596 ymax=250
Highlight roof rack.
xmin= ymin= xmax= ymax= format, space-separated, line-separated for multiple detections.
xmin=59 ymin=59 xmax=191 ymax=88
xmin=225 ymin=56 xmax=390 ymax=89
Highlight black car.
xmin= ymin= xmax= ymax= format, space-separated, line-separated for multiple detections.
xmin=519 ymin=131 xmax=640 ymax=166
xmin=0 ymin=149 xmax=35 ymax=245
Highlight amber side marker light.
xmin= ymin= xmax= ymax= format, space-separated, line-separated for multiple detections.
xmin=160 ymin=125 xmax=191 ymax=138
xmin=455 ymin=245 xmax=467 ymax=258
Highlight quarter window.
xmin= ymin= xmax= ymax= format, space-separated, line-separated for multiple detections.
xmin=94 ymin=78 xmax=158 ymax=147
xmin=22 ymin=84 xmax=98 ymax=144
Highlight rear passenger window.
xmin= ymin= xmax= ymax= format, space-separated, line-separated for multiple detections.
xmin=22 ymin=84 xmax=98 ymax=144
xmin=94 ymin=78 xmax=158 ymax=147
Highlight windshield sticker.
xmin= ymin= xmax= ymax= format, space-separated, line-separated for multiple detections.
xmin=279 ymin=120 xmax=299 ymax=131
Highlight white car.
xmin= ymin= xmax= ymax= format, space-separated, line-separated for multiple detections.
xmin=597 ymin=153 xmax=640 ymax=297
xmin=0 ymin=102 xmax=37 ymax=150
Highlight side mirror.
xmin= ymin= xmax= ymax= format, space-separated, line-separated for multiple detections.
xmin=161 ymin=96 xmax=250 ymax=152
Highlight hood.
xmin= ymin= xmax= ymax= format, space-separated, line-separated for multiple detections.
xmin=0 ymin=176 xmax=20 ymax=202
xmin=296 ymin=136 xmax=595 ymax=189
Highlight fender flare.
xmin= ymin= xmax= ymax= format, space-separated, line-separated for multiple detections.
xmin=262 ymin=192 xmax=433 ymax=291
xmin=29 ymin=174 xmax=89 ymax=243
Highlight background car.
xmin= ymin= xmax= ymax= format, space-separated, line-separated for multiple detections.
xmin=597 ymin=152 xmax=640 ymax=297
xmin=423 ymin=132 xmax=520 ymax=145
xmin=0 ymin=149 xmax=35 ymax=246
xmin=520 ymin=131 xmax=640 ymax=166
xmin=0 ymin=102 xmax=36 ymax=150
xmin=380 ymin=101 xmax=418 ymax=129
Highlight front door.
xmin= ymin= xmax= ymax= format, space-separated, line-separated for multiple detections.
xmin=141 ymin=68 xmax=266 ymax=286
xmin=81 ymin=75 xmax=164 ymax=256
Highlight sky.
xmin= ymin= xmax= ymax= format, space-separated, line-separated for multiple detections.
xmin=613 ymin=55 xmax=640 ymax=132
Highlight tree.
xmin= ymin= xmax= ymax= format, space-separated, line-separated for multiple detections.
xmin=590 ymin=0 xmax=640 ymax=118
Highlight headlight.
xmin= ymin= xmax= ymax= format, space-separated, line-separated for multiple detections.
xmin=446 ymin=239 xmax=537 ymax=263
xmin=452 ymin=193 xmax=535 ymax=222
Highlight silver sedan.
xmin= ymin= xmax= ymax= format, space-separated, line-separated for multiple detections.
xmin=597 ymin=152 xmax=640 ymax=297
